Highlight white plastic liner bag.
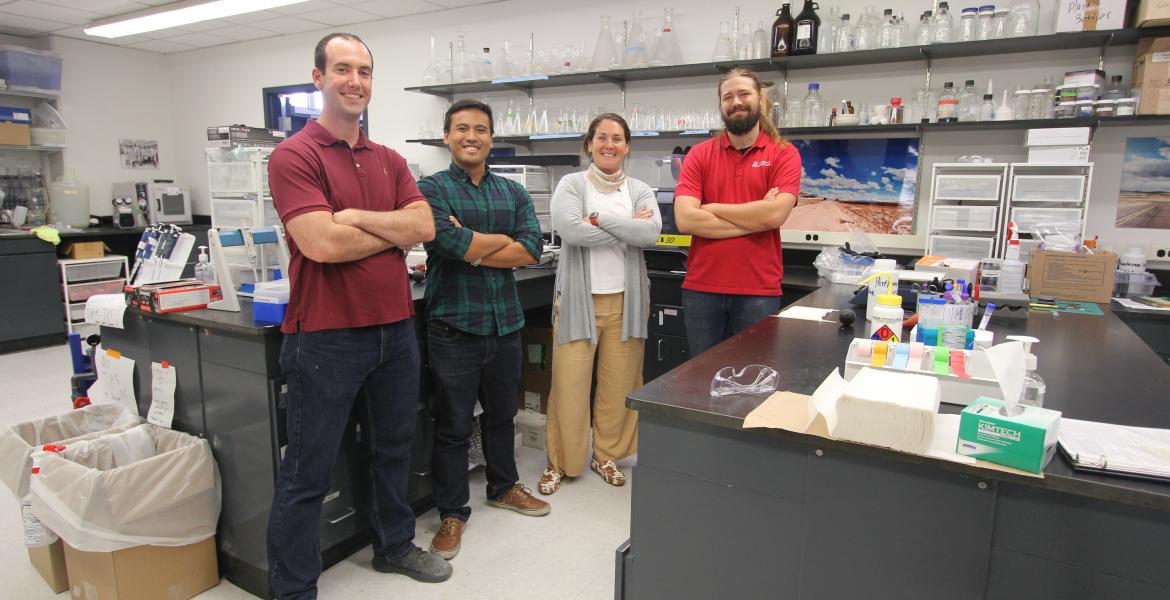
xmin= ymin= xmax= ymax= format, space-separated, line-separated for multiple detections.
xmin=28 ymin=423 xmax=221 ymax=552
xmin=0 ymin=403 xmax=141 ymax=501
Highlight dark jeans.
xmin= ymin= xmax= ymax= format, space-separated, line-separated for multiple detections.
xmin=682 ymin=289 xmax=782 ymax=357
xmin=267 ymin=321 xmax=419 ymax=600
xmin=428 ymin=320 xmax=521 ymax=522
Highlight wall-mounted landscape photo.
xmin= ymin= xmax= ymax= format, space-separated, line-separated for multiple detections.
xmin=1117 ymin=137 xmax=1170 ymax=230
xmin=787 ymin=138 xmax=919 ymax=235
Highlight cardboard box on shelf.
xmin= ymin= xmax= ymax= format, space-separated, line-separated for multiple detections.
xmin=522 ymin=327 xmax=553 ymax=372
xmin=63 ymin=537 xmax=219 ymax=600
xmin=1054 ymin=0 xmax=1127 ymax=32
xmin=60 ymin=242 xmax=107 ymax=260
xmin=1026 ymin=145 xmax=1092 ymax=163
xmin=1136 ymin=0 xmax=1170 ymax=27
xmin=1027 ymin=249 xmax=1117 ymax=303
xmin=0 ymin=121 xmax=31 ymax=145
xmin=28 ymin=540 xmax=68 ymax=594
xmin=1024 ymin=127 xmax=1092 ymax=147
xmin=520 ymin=370 xmax=551 ymax=414
xmin=1133 ymin=37 xmax=1170 ymax=115
xmin=517 ymin=409 xmax=548 ymax=450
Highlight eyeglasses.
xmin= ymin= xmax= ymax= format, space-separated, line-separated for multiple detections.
xmin=710 ymin=364 xmax=778 ymax=397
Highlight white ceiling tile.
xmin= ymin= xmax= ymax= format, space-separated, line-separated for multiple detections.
xmin=165 ymin=31 xmax=235 ymax=48
xmin=38 ymin=0 xmax=150 ymax=17
xmin=270 ymin=0 xmax=338 ymax=15
xmin=428 ymin=0 xmax=504 ymax=7
xmin=0 ymin=12 xmax=73 ymax=35
xmin=126 ymin=38 xmax=197 ymax=53
xmin=350 ymin=0 xmax=442 ymax=18
xmin=221 ymin=10 xmax=284 ymax=25
xmin=208 ymin=24 xmax=281 ymax=42
xmin=136 ymin=27 xmax=196 ymax=39
xmin=50 ymin=26 xmax=153 ymax=46
xmin=248 ymin=16 xmax=326 ymax=34
xmin=0 ymin=0 xmax=103 ymax=25
xmin=295 ymin=6 xmax=380 ymax=26
xmin=171 ymin=18 xmax=234 ymax=32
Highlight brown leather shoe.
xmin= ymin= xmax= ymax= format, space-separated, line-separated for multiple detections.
xmin=429 ymin=517 xmax=464 ymax=560
xmin=486 ymin=484 xmax=550 ymax=516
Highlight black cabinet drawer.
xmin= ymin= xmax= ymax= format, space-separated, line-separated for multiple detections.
xmin=649 ymin=304 xmax=686 ymax=337
xmin=644 ymin=333 xmax=690 ymax=382
xmin=319 ymin=476 xmax=368 ymax=552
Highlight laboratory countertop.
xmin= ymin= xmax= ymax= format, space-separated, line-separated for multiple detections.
xmin=628 ymin=279 xmax=1170 ymax=512
xmin=119 ymin=266 xmax=559 ymax=337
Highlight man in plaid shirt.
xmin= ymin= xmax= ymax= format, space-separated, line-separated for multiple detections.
xmin=419 ymin=99 xmax=550 ymax=563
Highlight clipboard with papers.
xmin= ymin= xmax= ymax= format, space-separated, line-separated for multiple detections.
xmin=1057 ymin=418 xmax=1170 ymax=483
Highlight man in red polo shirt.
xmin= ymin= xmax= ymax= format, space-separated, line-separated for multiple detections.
xmin=266 ymin=33 xmax=449 ymax=598
xmin=674 ymin=67 xmax=802 ymax=356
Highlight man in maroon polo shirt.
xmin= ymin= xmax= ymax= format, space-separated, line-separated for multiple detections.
xmin=265 ymin=33 xmax=449 ymax=598
xmin=674 ymin=67 xmax=802 ymax=356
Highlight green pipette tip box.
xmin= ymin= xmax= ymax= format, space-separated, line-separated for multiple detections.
xmin=956 ymin=396 xmax=1061 ymax=473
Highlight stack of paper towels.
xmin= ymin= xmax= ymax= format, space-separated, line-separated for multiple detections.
xmin=832 ymin=367 xmax=940 ymax=454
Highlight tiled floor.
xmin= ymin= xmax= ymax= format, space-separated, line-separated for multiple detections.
xmin=0 ymin=344 xmax=631 ymax=599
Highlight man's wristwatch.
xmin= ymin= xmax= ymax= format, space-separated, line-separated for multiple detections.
xmin=588 ymin=212 xmax=600 ymax=227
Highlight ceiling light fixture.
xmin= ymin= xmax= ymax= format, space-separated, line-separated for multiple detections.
xmin=83 ymin=0 xmax=310 ymax=38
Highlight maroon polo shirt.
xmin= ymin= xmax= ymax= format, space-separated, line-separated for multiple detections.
xmin=674 ymin=131 xmax=802 ymax=296
xmin=269 ymin=119 xmax=423 ymax=333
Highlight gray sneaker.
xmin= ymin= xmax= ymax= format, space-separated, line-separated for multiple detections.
xmin=372 ymin=545 xmax=453 ymax=583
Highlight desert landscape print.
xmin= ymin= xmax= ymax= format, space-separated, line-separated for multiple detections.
xmin=1117 ymin=137 xmax=1170 ymax=230
xmin=786 ymin=138 xmax=919 ymax=235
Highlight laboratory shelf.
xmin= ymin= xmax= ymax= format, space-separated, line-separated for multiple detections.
xmin=404 ymin=115 xmax=1170 ymax=147
xmin=0 ymin=144 xmax=65 ymax=152
xmin=0 ymin=87 xmax=60 ymax=100
xmin=405 ymin=28 xmax=1167 ymax=98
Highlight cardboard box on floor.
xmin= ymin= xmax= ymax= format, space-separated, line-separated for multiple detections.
xmin=1133 ymin=37 xmax=1170 ymax=115
xmin=63 ymin=537 xmax=218 ymax=600
xmin=29 ymin=540 xmax=69 ymax=594
xmin=520 ymin=327 xmax=553 ymax=413
xmin=1028 ymin=249 xmax=1116 ymax=304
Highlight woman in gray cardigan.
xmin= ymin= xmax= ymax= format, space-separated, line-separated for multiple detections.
xmin=539 ymin=114 xmax=662 ymax=495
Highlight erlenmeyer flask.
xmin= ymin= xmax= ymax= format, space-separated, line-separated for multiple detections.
xmin=649 ymin=8 xmax=682 ymax=66
xmin=622 ymin=11 xmax=649 ymax=68
xmin=421 ymin=34 xmax=440 ymax=84
xmin=537 ymin=101 xmax=550 ymax=134
xmin=610 ymin=29 xmax=626 ymax=70
xmin=591 ymin=16 xmax=615 ymax=71
xmin=712 ymin=21 xmax=735 ymax=61
xmin=575 ymin=42 xmax=589 ymax=73
xmin=453 ymin=33 xmax=469 ymax=83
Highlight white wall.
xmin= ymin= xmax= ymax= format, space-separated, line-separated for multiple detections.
xmin=14 ymin=0 xmax=1170 ymax=259
xmin=42 ymin=36 xmax=178 ymax=217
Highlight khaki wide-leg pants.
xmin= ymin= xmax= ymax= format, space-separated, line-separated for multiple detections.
xmin=546 ymin=292 xmax=642 ymax=477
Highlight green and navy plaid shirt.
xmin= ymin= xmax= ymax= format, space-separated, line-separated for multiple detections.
xmin=420 ymin=162 xmax=543 ymax=336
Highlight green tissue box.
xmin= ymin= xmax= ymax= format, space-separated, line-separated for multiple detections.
xmin=957 ymin=396 xmax=1061 ymax=473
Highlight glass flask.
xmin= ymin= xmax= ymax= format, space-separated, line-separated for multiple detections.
xmin=649 ymin=8 xmax=683 ymax=66
xmin=712 ymin=21 xmax=735 ymax=61
xmin=591 ymin=16 xmax=616 ymax=71
xmin=622 ymin=11 xmax=649 ymax=68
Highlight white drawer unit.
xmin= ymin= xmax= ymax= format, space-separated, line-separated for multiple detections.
xmin=930 ymin=205 xmax=999 ymax=232
xmin=530 ymin=192 xmax=550 ymax=215
xmin=59 ymin=255 xmax=129 ymax=336
xmin=207 ymin=161 xmax=256 ymax=195
xmin=1010 ymin=174 xmax=1086 ymax=203
xmin=490 ymin=165 xmax=551 ymax=192
xmin=933 ymin=174 xmax=1003 ymax=202
xmin=929 ymin=235 xmax=995 ymax=260
xmin=1010 ymin=207 xmax=1083 ymax=234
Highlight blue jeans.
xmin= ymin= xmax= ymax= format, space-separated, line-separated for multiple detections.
xmin=682 ymin=290 xmax=782 ymax=357
xmin=427 ymin=321 xmax=521 ymax=521
xmin=267 ymin=321 xmax=419 ymax=600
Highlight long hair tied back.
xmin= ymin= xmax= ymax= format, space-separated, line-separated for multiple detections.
xmin=717 ymin=67 xmax=783 ymax=143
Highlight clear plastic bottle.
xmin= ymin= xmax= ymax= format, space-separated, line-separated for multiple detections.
xmin=878 ymin=8 xmax=896 ymax=48
xmin=959 ymin=7 xmax=977 ymax=42
xmin=977 ymin=5 xmax=996 ymax=40
xmin=195 ymin=246 xmax=215 ymax=284
xmin=1013 ymin=88 xmax=1031 ymax=119
xmin=737 ymin=22 xmax=754 ymax=60
xmin=1008 ymin=0 xmax=1039 ymax=36
xmin=804 ymin=82 xmax=825 ymax=128
xmin=820 ymin=5 xmax=841 ymax=53
xmin=959 ymin=79 xmax=979 ymax=121
xmin=979 ymin=93 xmax=996 ymax=120
xmin=591 ymin=16 xmax=616 ymax=71
xmin=932 ymin=2 xmax=954 ymax=43
xmin=453 ymin=33 xmax=470 ymax=82
xmin=1103 ymin=75 xmax=1125 ymax=100
xmin=753 ymin=21 xmax=769 ymax=59
xmin=1030 ymin=78 xmax=1054 ymax=119
xmin=893 ymin=13 xmax=909 ymax=47
xmin=786 ymin=96 xmax=805 ymax=127
xmin=834 ymin=14 xmax=853 ymax=52
xmin=937 ymin=81 xmax=959 ymax=122
xmin=854 ymin=12 xmax=874 ymax=50
xmin=917 ymin=11 xmax=933 ymax=46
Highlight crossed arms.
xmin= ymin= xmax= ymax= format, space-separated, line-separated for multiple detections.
xmin=674 ymin=187 xmax=797 ymax=240
xmin=283 ymin=201 xmax=435 ymax=263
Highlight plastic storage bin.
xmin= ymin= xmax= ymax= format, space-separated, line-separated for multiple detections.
xmin=933 ymin=174 xmax=1002 ymax=201
xmin=1011 ymin=175 xmax=1086 ymax=203
xmin=1010 ymin=207 xmax=1082 ymax=233
xmin=931 ymin=205 xmax=998 ymax=231
xmin=489 ymin=165 xmax=550 ymax=191
xmin=929 ymin=235 xmax=995 ymax=260
xmin=62 ymin=259 xmax=125 ymax=283
xmin=0 ymin=46 xmax=63 ymax=93
xmin=66 ymin=279 xmax=124 ymax=303
xmin=1114 ymin=271 xmax=1159 ymax=298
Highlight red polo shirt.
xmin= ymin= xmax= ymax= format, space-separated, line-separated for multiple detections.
xmin=675 ymin=131 xmax=801 ymax=296
xmin=269 ymin=120 xmax=423 ymax=333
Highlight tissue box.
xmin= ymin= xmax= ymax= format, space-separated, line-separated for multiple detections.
xmin=957 ymin=396 xmax=1061 ymax=473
